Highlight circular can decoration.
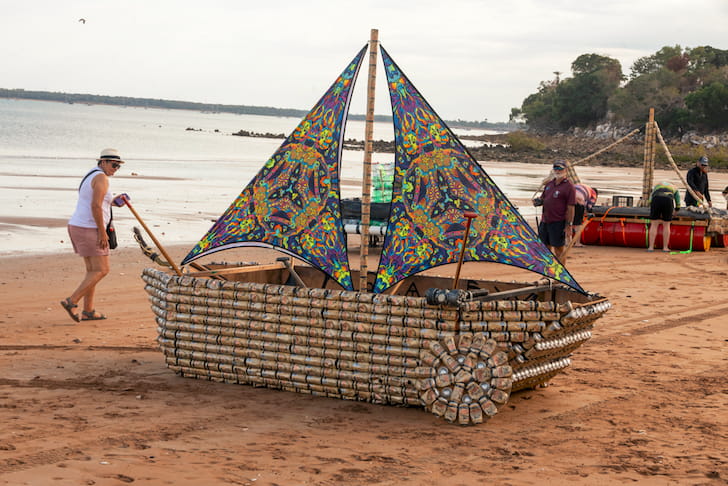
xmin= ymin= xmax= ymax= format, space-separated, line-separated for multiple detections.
xmin=418 ymin=333 xmax=512 ymax=425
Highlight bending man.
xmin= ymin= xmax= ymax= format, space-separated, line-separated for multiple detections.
xmin=648 ymin=181 xmax=680 ymax=252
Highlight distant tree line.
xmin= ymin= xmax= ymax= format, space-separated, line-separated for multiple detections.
xmin=511 ymin=45 xmax=728 ymax=135
xmin=0 ymin=88 xmax=512 ymax=131
xmin=0 ymin=88 xmax=312 ymax=118
xmin=447 ymin=119 xmax=522 ymax=131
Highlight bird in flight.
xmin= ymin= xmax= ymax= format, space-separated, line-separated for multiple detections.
xmin=78 ymin=18 xmax=86 ymax=24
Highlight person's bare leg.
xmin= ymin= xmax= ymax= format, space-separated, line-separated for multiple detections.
xmin=662 ymin=222 xmax=671 ymax=251
xmin=69 ymin=255 xmax=109 ymax=312
xmin=648 ymin=220 xmax=659 ymax=251
xmin=573 ymin=224 xmax=583 ymax=246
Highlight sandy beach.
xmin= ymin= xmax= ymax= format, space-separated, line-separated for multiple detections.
xmin=1 ymin=239 xmax=726 ymax=485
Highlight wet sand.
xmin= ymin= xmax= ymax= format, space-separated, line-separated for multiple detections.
xmin=1 ymin=241 xmax=726 ymax=485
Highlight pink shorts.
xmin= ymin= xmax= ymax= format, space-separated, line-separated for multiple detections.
xmin=68 ymin=225 xmax=110 ymax=257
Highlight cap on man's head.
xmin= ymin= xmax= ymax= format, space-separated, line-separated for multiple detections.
xmin=699 ymin=156 xmax=709 ymax=166
xmin=98 ymin=148 xmax=124 ymax=163
xmin=552 ymin=160 xmax=567 ymax=170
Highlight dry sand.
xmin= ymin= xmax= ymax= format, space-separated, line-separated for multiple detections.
xmin=1 ymin=242 xmax=727 ymax=485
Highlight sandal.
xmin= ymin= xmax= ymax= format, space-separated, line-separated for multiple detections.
xmin=60 ymin=298 xmax=80 ymax=322
xmin=81 ymin=310 xmax=107 ymax=321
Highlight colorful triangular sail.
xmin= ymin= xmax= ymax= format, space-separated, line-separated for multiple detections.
xmin=373 ymin=46 xmax=584 ymax=293
xmin=181 ymin=46 xmax=368 ymax=291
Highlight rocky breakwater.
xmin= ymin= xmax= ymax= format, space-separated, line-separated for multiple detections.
xmin=680 ymin=131 xmax=728 ymax=148
xmin=225 ymin=125 xmax=726 ymax=170
xmin=461 ymin=131 xmax=644 ymax=167
xmin=461 ymin=128 xmax=727 ymax=170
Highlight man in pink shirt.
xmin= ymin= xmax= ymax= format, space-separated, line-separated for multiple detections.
xmin=534 ymin=160 xmax=575 ymax=261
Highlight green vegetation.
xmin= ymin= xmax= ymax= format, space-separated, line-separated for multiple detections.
xmin=512 ymin=45 xmax=728 ymax=135
xmin=504 ymin=131 xmax=545 ymax=151
xmin=659 ymin=142 xmax=728 ymax=169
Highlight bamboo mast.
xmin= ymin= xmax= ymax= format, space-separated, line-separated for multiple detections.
xmin=639 ymin=108 xmax=656 ymax=206
xmin=358 ymin=28 xmax=379 ymax=292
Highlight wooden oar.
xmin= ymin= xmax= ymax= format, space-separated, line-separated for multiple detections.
xmin=452 ymin=211 xmax=478 ymax=290
xmin=277 ymin=257 xmax=307 ymax=287
xmin=475 ymin=283 xmax=555 ymax=302
xmin=132 ymin=226 xmax=226 ymax=279
xmin=560 ymin=223 xmax=588 ymax=261
xmin=120 ymin=195 xmax=183 ymax=276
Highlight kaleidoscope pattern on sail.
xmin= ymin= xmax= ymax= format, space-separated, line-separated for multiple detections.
xmin=181 ymin=46 xmax=368 ymax=291
xmin=373 ymin=46 xmax=584 ymax=294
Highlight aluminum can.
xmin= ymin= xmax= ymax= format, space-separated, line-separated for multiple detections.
xmin=444 ymin=401 xmax=459 ymax=422
xmin=458 ymin=403 xmax=470 ymax=425
xmin=469 ymin=403 xmax=484 ymax=424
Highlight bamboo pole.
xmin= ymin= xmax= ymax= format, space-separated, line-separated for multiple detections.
xmin=647 ymin=111 xmax=657 ymax=203
xmin=121 ymin=195 xmax=183 ymax=276
xmin=569 ymin=127 xmax=641 ymax=168
xmin=531 ymin=127 xmax=641 ymax=198
xmin=358 ymin=28 xmax=379 ymax=292
xmin=654 ymin=123 xmax=706 ymax=208
xmin=565 ymin=161 xmax=581 ymax=184
xmin=475 ymin=284 xmax=555 ymax=302
xmin=184 ymin=262 xmax=285 ymax=278
xmin=640 ymin=108 xmax=656 ymax=207
xmin=571 ymin=297 xmax=610 ymax=308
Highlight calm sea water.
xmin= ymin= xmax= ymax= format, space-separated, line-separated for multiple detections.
xmin=0 ymin=99 xmax=662 ymax=257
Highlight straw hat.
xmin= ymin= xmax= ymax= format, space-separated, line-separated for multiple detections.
xmin=97 ymin=148 xmax=125 ymax=163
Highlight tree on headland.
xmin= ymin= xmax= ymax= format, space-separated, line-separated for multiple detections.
xmin=611 ymin=45 xmax=728 ymax=133
xmin=513 ymin=53 xmax=623 ymax=132
xmin=685 ymin=82 xmax=728 ymax=130
xmin=514 ymin=45 xmax=728 ymax=135
xmin=629 ymin=45 xmax=685 ymax=79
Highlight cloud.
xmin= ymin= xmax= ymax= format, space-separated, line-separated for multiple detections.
xmin=1 ymin=0 xmax=726 ymax=121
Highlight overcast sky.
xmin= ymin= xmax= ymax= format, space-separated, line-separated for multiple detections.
xmin=2 ymin=0 xmax=726 ymax=122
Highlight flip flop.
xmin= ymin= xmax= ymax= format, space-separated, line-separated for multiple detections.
xmin=81 ymin=310 xmax=107 ymax=321
xmin=60 ymin=298 xmax=80 ymax=322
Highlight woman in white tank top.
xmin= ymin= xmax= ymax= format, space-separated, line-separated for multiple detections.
xmin=61 ymin=149 xmax=127 ymax=322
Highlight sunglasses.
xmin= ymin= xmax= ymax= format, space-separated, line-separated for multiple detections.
xmin=553 ymin=167 xmax=565 ymax=171
xmin=105 ymin=160 xmax=121 ymax=169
